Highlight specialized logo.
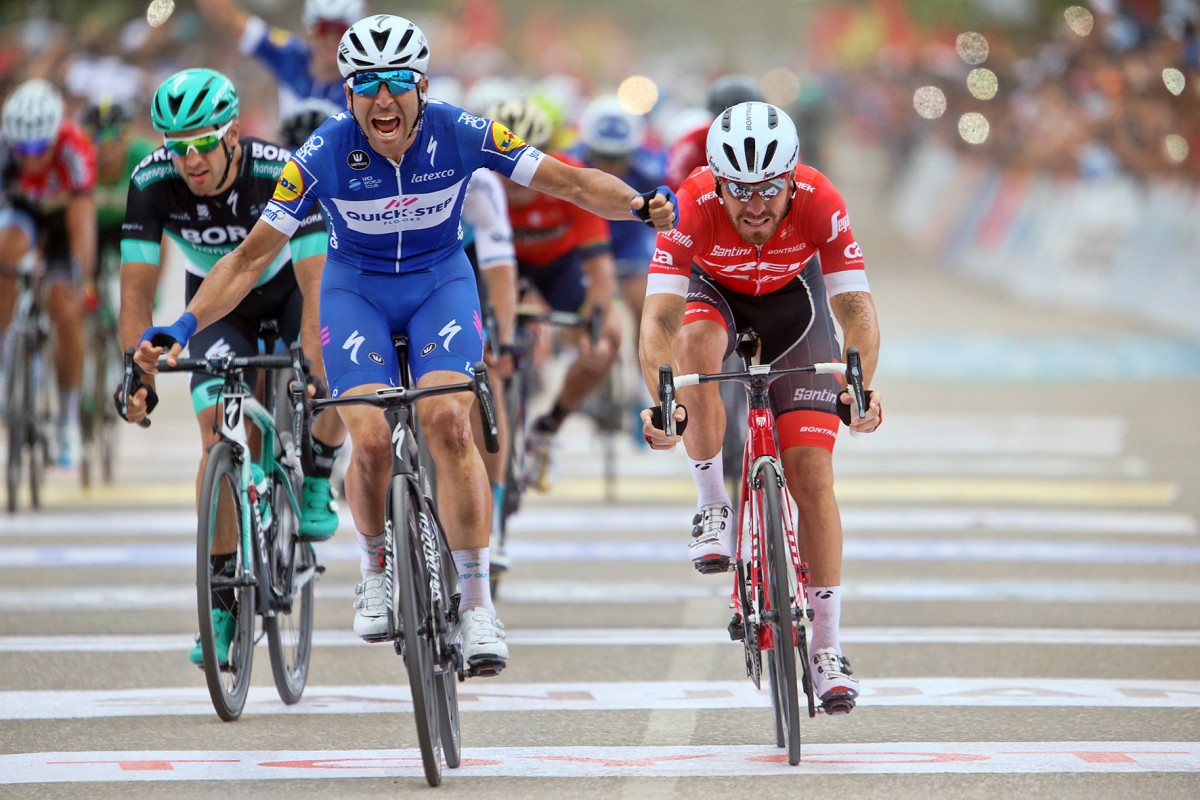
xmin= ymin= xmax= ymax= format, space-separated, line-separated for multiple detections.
xmin=347 ymin=150 xmax=370 ymax=170
xmin=485 ymin=122 xmax=525 ymax=158
xmin=426 ymin=137 xmax=438 ymax=166
xmin=391 ymin=421 xmax=406 ymax=458
xmin=343 ymin=330 xmax=365 ymax=365
xmin=439 ymin=319 xmax=462 ymax=350
xmin=273 ymin=161 xmax=305 ymax=203
xmin=224 ymin=396 xmax=243 ymax=432
xmin=204 ymin=338 xmax=232 ymax=360
xmin=227 ymin=190 xmax=239 ymax=216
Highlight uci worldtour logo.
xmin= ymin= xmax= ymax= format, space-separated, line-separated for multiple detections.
xmin=347 ymin=150 xmax=370 ymax=170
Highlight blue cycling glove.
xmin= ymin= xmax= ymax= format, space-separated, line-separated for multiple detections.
xmin=140 ymin=312 xmax=198 ymax=350
xmin=631 ymin=185 xmax=679 ymax=228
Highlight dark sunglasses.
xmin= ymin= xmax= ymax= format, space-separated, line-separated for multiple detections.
xmin=350 ymin=69 xmax=418 ymax=98
xmin=722 ymin=175 xmax=789 ymax=203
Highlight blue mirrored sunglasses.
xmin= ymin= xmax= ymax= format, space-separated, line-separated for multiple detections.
xmin=12 ymin=138 xmax=52 ymax=158
xmin=350 ymin=69 xmax=418 ymax=98
xmin=723 ymin=175 xmax=789 ymax=203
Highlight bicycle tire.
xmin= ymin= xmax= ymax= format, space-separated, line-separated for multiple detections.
xmin=392 ymin=475 xmax=444 ymax=786
xmin=196 ymin=441 xmax=257 ymax=721
xmin=430 ymin=506 xmax=462 ymax=769
xmin=28 ymin=341 xmax=53 ymax=511
xmin=760 ymin=460 xmax=802 ymax=764
xmin=264 ymin=459 xmax=314 ymax=705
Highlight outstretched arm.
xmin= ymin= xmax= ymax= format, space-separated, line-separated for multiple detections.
xmin=527 ymin=156 xmax=676 ymax=231
xmin=194 ymin=0 xmax=252 ymax=40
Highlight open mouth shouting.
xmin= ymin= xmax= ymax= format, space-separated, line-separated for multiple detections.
xmin=370 ymin=113 xmax=403 ymax=141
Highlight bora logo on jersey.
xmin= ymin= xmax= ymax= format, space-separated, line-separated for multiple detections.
xmin=273 ymin=161 xmax=305 ymax=204
xmin=489 ymin=122 xmax=525 ymax=154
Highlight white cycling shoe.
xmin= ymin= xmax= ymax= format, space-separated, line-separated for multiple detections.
xmin=689 ymin=504 xmax=733 ymax=574
xmin=810 ymin=647 xmax=859 ymax=714
xmin=453 ymin=607 xmax=508 ymax=677
xmin=353 ymin=573 xmax=390 ymax=642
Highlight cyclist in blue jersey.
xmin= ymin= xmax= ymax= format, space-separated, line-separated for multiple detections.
xmin=196 ymin=0 xmax=366 ymax=115
xmin=135 ymin=14 xmax=679 ymax=674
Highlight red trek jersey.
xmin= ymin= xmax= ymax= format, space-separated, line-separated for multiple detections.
xmin=507 ymin=152 xmax=610 ymax=267
xmin=647 ymin=164 xmax=869 ymax=299
xmin=5 ymin=120 xmax=96 ymax=214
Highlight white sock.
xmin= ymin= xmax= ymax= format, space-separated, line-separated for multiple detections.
xmin=357 ymin=531 xmax=386 ymax=576
xmin=58 ymin=389 xmax=80 ymax=426
xmin=689 ymin=455 xmax=731 ymax=510
xmin=808 ymin=585 xmax=842 ymax=653
xmin=453 ymin=548 xmax=494 ymax=613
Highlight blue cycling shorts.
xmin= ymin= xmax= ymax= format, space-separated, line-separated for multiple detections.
xmin=319 ymin=250 xmax=484 ymax=397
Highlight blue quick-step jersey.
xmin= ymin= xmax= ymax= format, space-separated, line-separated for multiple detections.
xmin=260 ymin=100 xmax=543 ymax=274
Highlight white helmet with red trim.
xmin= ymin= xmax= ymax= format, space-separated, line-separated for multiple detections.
xmin=705 ymin=101 xmax=798 ymax=183
xmin=2 ymin=78 xmax=63 ymax=145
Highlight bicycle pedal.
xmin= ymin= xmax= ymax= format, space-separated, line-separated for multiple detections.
xmin=727 ymin=614 xmax=745 ymax=642
xmin=692 ymin=556 xmax=731 ymax=575
xmin=466 ymin=656 xmax=507 ymax=678
xmin=820 ymin=694 xmax=856 ymax=716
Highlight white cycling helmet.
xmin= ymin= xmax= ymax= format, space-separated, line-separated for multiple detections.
xmin=2 ymin=78 xmax=64 ymax=145
xmin=337 ymin=15 xmax=429 ymax=78
xmin=577 ymin=94 xmax=644 ymax=157
xmin=706 ymin=101 xmax=799 ymax=183
xmin=303 ymin=0 xmax=366 ymax=28
xmin=485 ymin=99 xmax=552 ymax=150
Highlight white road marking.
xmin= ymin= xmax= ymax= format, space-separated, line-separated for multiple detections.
xmin=1 ymin=627 xmax=1197 ymax=653
xmin=2 ymin=680 xmax=1198 ymax=721
xmin=2 ymin=578 xmax=1197 ymax=611
xmin=3 ymin=537 xmax=1198 ymax=567
xmin=5 ymin=505 xmax=1192 ymax=537
xmin=3 ymin=742 xmax=1199 ymax=782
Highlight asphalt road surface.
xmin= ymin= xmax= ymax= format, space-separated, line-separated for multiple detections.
xmin=2 ymin=143 xmax=1197 ymax=798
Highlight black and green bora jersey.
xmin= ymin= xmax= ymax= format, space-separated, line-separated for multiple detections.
xmin=120 ymin=137 xmax=326 ymax=287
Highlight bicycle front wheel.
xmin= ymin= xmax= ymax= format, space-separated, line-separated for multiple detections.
xmin=264 ymin=463 xmax=315 ymax=705
xmin=759 ymin=460 xmax=802 ymax=764
xmin=392 ymin=476 xmax=444 ymax=786
xmin=196 ymin=442 xmax=257 ymax=721
xmin=4 ymin=355 xmax=25 ymax=513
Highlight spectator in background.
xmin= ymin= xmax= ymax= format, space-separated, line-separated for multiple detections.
xmin=195 ymin=0 xmax=366 ymax=116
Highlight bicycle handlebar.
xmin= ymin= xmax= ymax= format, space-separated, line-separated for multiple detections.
xmin=658 ymin=346 xmax=868 ymax=425
xmin=308 ymin=361 xmax=500 ymax=454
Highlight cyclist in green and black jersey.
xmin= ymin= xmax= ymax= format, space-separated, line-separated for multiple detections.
xmin=116 ymin=68 xmax=346 ymax=665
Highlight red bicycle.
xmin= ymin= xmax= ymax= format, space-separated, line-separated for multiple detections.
xmin=659 ymin=336 xmax=866 ymax=764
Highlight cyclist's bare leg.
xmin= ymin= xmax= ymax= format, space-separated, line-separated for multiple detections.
xmin=780 ymin=445 xmax=842 ymax=586
xmin=620 ymin=274 xmax=647 ymax=356
xmin=416 ymin=370 xmax=490 ymax=551
xmin=294 ymin=258 xmax=346 ymax=449
xmin=46 ymin=280 xmax=84 ymax=394
xmin=553 ymin=315 xmax=621 ymax=412
xmin=193 ymin=404 xmax=237 ymax=553
xmin=336 ymin=384 xmax=392 ymax=536
xmin=674 ymin=318 xmax=727 ymax=460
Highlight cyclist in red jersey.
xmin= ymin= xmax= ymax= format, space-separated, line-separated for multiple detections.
xmin=665 ymin=75 xmax=762 ymax=190
xmin=0 ymin=79 xmax=96 ymax=467
xmin=487 ymin=99 xmax=621 ymax=491
xmin=639 ymin=102 xmax=883 ymax=712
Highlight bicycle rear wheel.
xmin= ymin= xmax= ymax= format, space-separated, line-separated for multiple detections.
xmin=264 ymin=461 xmax=315 ymax=705
xmin=759 ymin=460 xmax=802 ymax=764
xmin=196 ymin=442 xmax=257 ymax=721
xmin=431 ymin=509 xmax=462 ymax=769
xmin=392 ymin=476 xmax=444 ymax=786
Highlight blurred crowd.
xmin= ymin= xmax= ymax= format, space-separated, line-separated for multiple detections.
xmin=0 ymin=0 xmax=1197 ymax=184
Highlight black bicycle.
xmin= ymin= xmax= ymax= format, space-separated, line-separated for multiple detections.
xmin=3 ymin=256 xmax=54 ymax=513
xmin=308 ymin=336 xmax=499 ymax=787
xmin=120 ymin=322 xmax=320 ymax=721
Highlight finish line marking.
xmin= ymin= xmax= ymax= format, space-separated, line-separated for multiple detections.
xmin=3 ymin=578 xmax=1199 ymax=611
xmin=2 ymin=743 xmax=1198 ymax=782
xmin=3 ymin=680 xmax=1199 ymax=721
xmin=3 ymin=626 xmax=1198 ymax=653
